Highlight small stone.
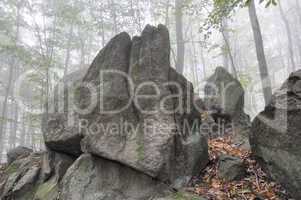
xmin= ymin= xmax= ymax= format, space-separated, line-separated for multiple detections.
xmin=218 ymin=154 xmax=246 ymax=181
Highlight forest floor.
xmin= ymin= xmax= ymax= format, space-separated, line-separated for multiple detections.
xmin=0 ymin=137 xmax=293 ymax=200
xmin=189 ymin=136 xmax=292 ymax=200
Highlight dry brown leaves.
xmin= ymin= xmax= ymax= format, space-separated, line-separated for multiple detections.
xmin=193 ymin=137 xmax=291 ymax=200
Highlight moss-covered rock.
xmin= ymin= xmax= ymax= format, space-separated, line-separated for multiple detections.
xmin=5 ymin=162 xmax=19 ymax=174
xmin=0 ymin=151 xmax=74 ymax=200
xmin=34 ymin=177 xmax=59 ymax=200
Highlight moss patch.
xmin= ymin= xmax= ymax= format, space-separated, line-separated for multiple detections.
xmin=136 ymin=143 xmax=145 ymax=161
xmin=172 ymin=192 xmax=204 ymax=200
xmin=34 ymin=177 xmax=59 ymax=200
xmin=5 ymin=162 xmax=19 ymax=174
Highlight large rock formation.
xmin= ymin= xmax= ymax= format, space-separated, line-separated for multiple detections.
xmin=1 ymin=24 xmax=209 ymax=200
xmin=79 ymin=25 xmax=208 ymax=184
xmin=204 ymin=67 xmax=250 ymax=149
xmin=251 ymin=70 xmax=301 ymax=199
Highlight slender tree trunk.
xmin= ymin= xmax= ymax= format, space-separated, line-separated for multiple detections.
xmin=0 ymin=63 xmax=14 ymax=161
xmin=130 ymin=0 xmax=142 ymax=32
xmin=279 ymin=1 xmax=296 ymax=72
xmin=295 ymin=0 xmax=301 ymax=26
xmin=31 ymin=130 xmax=35 ymax=150
xmin=9 ymin=98 xmax=18 ymax=149
xmin=190 ymin=29 xmax=199 ymax=87
xmin=0 ymin=3 xmax=21 ymax=157
xmin=200 ymin=46 xmax=207 ymax=79
xmin=109 ymin=0 xmax=118 ymax=34
xmin=248 ymin=0 xmax=272 ymax=106
xmin=136 ymin=0 xmax=142 ymax=31
xmin=64 ymin=23 xmax=74 ymax=78
xmin=80 ymin=38 xmax=86 ymax=67
xmin=165 ymin=0 xmax=170 ymax=27
xmin=221 ymin=19 xmax=230 ymax=71
xmin=63 ymin=23 xmax=74 ymax=114
xmin=221 ymin=20 xmax=238 ymax=78
xmin=45 ymin=13 xmax=57 ymax=118
xmin=175 ymin=0 xmax=185 ymax=74
xmin=294 ymin=0 xmax=301 ymax=65
xmin=294 ymin=27 xmax=301 ymax=65
xmin=20 ymin=113 xmax=26 ymax=146
xmin=98 ymin=4 xmax=106 ymax=47
xmin=221 ymin=27 xmax=238 ymax=79
xmin=8 ymin=3 xmax=21 ymax=150
xmin=10 ymin=66 xmax=19 ymax=150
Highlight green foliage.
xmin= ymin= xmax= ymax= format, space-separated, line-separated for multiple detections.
xmin=248 ymin=0 xmax=277 ymax=7
xmin=238 ymin=72 xmax=252 ymax=89
xmin=201 ymin=0 xmax=278 ymax=38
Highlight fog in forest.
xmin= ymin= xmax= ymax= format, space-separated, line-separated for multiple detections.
xmin=0 ymin=0 xmax=299 ymax=162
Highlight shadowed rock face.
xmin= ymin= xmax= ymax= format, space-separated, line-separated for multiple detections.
xmin=251 ymin=70 xmax=301 ymax=199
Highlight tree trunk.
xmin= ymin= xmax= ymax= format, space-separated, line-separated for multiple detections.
xmin=200 ymin=46 xmax=207 ymax=80
xmin=0 ymin=62 xmax=14 ymax=161
xmin=80 ymin=38 xmax=86 ymax=67
xmin=295 ymin=0 xmax=301 ymax=26
xmin=99 ymin=5 xmax=106 ymax=47
xmin=248 ymin=0 xmax=272 ymax=106
xmin=9 ymin=97 xmax=19 ymax=149
xmin=221 ymin=25 xmax=238 ymax=79
xmin=279 ymin=1 xmax=296 ymax=72
xmin=221 ymin=19 xmax=230 ymax=71
xmin=10 ymin=65 xmax=19 ymax=150
xmin=8 ymin=3 xmax=21 ymax=150
xmin=294 ymin=0 xmax=301 ymax=65
xmin=190 ymin=29 xmax=199 ymax=87
xmin=165 ymin=0 xmax=170 ymax=27
xmin=175 ymin=0 xmax=185 ymax=74
xmin=130 ymin=0 xmax=142 ymax=32
xmin=64 ymin=23 xmax=74 ymax=78
xmin=294 ymin=27 xmax=301 ymax=65
xmin=20 ymin=113 xmax=26 ymax=146
xmin=109 ymin=0 xmax=118 ymax=35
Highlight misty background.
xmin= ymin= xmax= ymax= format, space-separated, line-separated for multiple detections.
xmin=0 ymin=0 xmax=299 ymax=161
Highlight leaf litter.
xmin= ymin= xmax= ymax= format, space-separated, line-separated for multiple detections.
xmin=189 ymin=137 xmax=293 ymax=200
